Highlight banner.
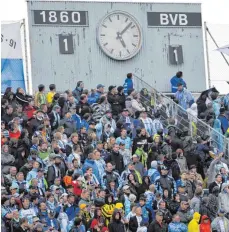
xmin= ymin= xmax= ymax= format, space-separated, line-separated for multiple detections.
xmin=1 ymin=21 xmax=25 ymax=93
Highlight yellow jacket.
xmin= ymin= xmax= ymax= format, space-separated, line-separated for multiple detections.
xmin=188 ymin=212 xmax=201 ymax=232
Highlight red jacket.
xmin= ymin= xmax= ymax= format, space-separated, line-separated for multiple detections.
xmin=72 ymin=180 xmax=82 ymax=197
xmin=200 ymin=215 xmax=211 ymax=232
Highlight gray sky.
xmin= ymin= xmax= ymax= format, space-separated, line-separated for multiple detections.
xmin=1 ymin=0 xmax=229 ymax=93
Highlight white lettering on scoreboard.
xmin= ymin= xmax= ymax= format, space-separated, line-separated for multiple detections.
xmin=147 ymin=12 xmax=202 ymax=27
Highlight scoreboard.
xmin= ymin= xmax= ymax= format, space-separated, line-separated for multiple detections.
xmin=27 ymin=0 xmax=206 ymax=92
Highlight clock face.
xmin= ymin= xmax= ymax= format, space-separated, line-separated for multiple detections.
xmin=97 ymin=11 xmax=142 ymax=61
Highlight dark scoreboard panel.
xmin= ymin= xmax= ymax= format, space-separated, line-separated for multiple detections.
xmin=33 ymin=10 xmax=89 ymax=26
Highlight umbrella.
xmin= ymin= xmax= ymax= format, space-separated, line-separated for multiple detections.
xmin=198 ymin=87 xmax=219 ymax=100
xmin=216 ymin=44 xmax=229 ymax=56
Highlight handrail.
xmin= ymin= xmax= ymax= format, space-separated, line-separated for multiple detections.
xmin=133 ymin=73 xmax=229 ymax=157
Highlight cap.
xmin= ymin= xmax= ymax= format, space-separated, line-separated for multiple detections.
xmin=34 ymin=223 xmax=43 ymax=229
xmin=79 ymin=203 xmax=87 ymax=209
xmin=161 ymin=165 xmax=168 ymax=170
xmin=119 ymin=142 xmax=125 ymax=146
xmin=122 ymin=185 xmax=130 ymax=191
xmin=97 ymin=84 xmax=105 ymax=89
xmin=115 ymin=202 xmax=124 ymax=209
xmin=60 ymin=193 xmax=68 ymax=199
xmin=53 ymin=105 xmax=61 ymax=110
xmin=97 ymin=141 xmax=103 ymax=145
xmin=117 ymin=86 xmax=124 ymax=92
xmin=122 ymin=108 xmax=129 ymax=112
xmin=218 ymin=209 xmax=225 ymax=215
xmin=10 ymin=184 xmax=19 ymax=190
xmin=156 ymin=211 xmax=163 ymax=216
xmin=220 ymin=107 xmax=225 ymax=113
xmin=89 ymin=121 xmax=96 ymax=125
xmin=108 ymin=85 xmax=116 ymax=92
xmin=132 ymin=154 xmax=139 ymax=159
xmin=37 ymin=168 xmax=45 ymax=172
xmin=33 ymin=216 xmax=40 ymax=223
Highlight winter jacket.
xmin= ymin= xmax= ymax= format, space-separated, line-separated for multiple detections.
xmin=72 ymin=87 xmax=83 ymax=101
xmin=207 ymin=190 xmax=220 ymax=221
xmin=60 ymin=117 xmax=77 ymax=137
xmin=155 ymin=175 xmax=177 ymax=196
xmin=95 ymin=158 xmax=106 ymax=182
xmin=76 ymin=101 xmax=92 ymax=117
xmin=123 ymin=78 xmax=133 ymax=95
xmin=109 ymin=151 xmax=125 ymax=174
xmin=148 ymin=220 xmax=167 ymax=232
xmin=108 ymin=213 xmax=125 ymax=232
xmin=188 ymin=212 xmax=200 ymax=232
xmin=218 ymin=114 xmax=229 ymax=134
xmin=148 ymin=168 xmax=160 ymax=184
xmin=170 ymin=76 xmax=187 ymax=93
xmin=168 ymin=222 xmax=187 ymax=232
xmin=82 ymin=159 xmax=100 ymax=183
xmin=190 ymin=196 xmax=201 ymax=213
xmin=199 ymin=215 xmax=211 ymax=232
xmin=107 ymin=92 xmax=122 ymax=116
xmin=15 ymin=92 xmax=30 ymax=108
xmin=131 ymin=99 xmax=145 ymax=115
xmin=218 ymin=183 xmax=229 ymax=213
xmin=211 ymin=216 xmax=229 ymax=232
xmin=175 ymin=88 xmax=194 ymax=110
xmin=177 ymin=208 xmax=193 ymax=225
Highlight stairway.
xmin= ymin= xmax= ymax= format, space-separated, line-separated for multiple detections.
xmin=133 ymin=74 xmax=229 ymax=158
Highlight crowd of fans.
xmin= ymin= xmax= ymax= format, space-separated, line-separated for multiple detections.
xmin=1 ymin=72 xmax=229 ymax=232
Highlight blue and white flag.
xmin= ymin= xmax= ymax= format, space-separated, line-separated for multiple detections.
xmin=1 ymin=21 xmax=25 ymax=93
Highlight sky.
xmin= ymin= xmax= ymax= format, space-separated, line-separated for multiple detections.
xmin=1 ymin=0 xmax=229 ymax=93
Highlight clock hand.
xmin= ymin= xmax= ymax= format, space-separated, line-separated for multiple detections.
xmin=119 ymin=22 xmax=132 ymax=36
xmin=119 ymin=37 xmax=126 ymax=48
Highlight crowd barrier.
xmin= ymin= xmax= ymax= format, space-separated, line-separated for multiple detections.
xmin=133 ymin=74 xmax=229 ymax=159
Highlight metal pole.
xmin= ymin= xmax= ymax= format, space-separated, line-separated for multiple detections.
xmin=204 ymin=22 xmax=211 ymax=88
xmin=206 ymin=25 xmax=229 ymax=67
xmin=22 ymin=18 xmax=30 ymax=93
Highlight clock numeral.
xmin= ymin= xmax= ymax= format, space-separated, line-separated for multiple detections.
xmin=132 ymin=43 xmax=136 ymax=47
xmin=125 ymin=18 xmax=128 ymax=22
xmin=119 ymin=51 xmax=122 ymax=57
xmin=110 ymin=49 xmax=114 ymax=54
xmin=100 ymin=34 xmax=105 ymax=36
xmin=131 ymin=25 xmax=136 ymax=29
xmin=104 ymin=43 xmax=108 ymax=46
xmin=127 ymin=49 xmax=130 ymax=54
xmin=109 ymin=17 xmax=112 ymax=22
xmin=102 ymin=24 xmax=107 ymax=28
xmin=117 ymin=15 xmax=120 ymax=20
xmin=133 ymin=35 xmax=138 ymax=37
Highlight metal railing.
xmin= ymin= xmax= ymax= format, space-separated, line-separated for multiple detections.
xmin=133 ymin=74 xmax=229 ymax=158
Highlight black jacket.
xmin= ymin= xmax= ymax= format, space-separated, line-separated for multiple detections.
xmin=148 ymin=220 xmax=167 ymax=232
xmin=76 ymin=101 xmax=92 ymax=117
xmin=108 ymin=220 xmax=125 ymax=232
xmin=208 ymin=181 xmax=222 ymax=194
xmin=107 ymin=92 xmax=122 ymax=116
xmin=108 ymin=151 xmax=124 ymax=174
xmin=129 ymin=216 xmax=139 ymax=232
xmin=15 ymin=93 xmax=30 ymax=108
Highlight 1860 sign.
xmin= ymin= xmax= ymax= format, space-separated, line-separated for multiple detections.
xmin=33 ymin=10 xmax=88 ymax=26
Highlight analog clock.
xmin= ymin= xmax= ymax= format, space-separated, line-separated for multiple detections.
xmin=97 ymin=11 xmax=143 ymax=60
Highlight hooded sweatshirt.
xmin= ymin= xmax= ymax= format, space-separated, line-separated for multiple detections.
xmin=200 ymin=215 xmax=211 ymax=232
xmin=188 ymin=212 xmax=201 ymax=232
xmin=218 ymin=183 xmax=229 ymax=213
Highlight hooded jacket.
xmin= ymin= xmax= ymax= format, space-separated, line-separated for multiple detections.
xmin=200 ymin=215 xmax=211 ymax=232
xmin=188 ymin=212 xmax=201 ymax=232
xmin=108 ymin=212 xmax=125 ymax=232
xmin=218 ymin=183 xmax=229 ymax=213
xmin=82 ymin=158 xmax=100 ymax=183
